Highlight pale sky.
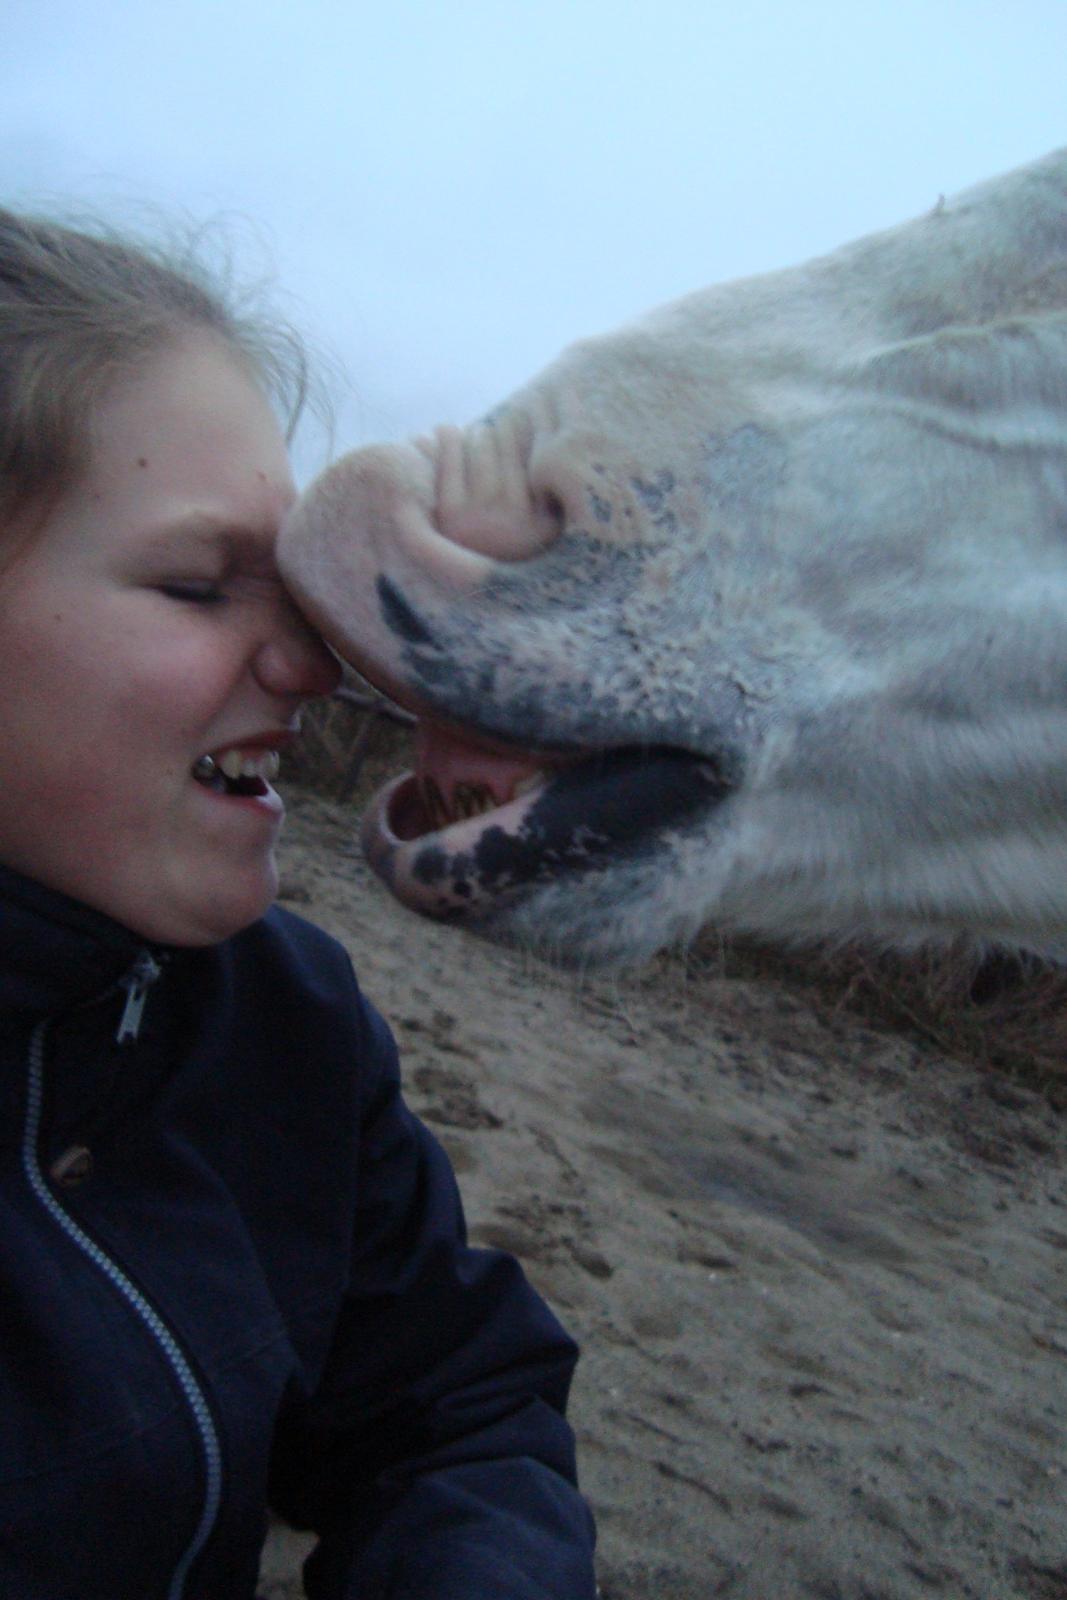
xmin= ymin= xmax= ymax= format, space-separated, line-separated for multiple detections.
xmin=4 ymin=0 xmax=1065 ymax=480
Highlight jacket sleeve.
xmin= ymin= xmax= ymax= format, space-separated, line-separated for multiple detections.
xmin=267 ymin=993 xmax=597 ymax=1599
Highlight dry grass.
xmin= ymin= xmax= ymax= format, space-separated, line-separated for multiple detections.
xmin=289 ymin=692 xmax=1067 ymax=1105
xmin=284 ymin=680 xmax=415 ymax=803
xmin=683 ymin=933 xmax=1067 ymax=1105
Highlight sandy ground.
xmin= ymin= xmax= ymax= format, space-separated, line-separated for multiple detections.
xmin=259 ymin=788 xmax=1067 ymax=1600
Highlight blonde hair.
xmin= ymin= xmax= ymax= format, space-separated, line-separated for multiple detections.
xmin=0 ymin=207 xmax=312 ymax=529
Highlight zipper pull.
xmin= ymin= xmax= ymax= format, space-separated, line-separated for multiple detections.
xmin=116 ymin=951 xmax=163 ymax=1044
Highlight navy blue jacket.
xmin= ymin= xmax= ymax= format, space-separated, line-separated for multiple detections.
xmin=0 ymin=865 xmax=596 ymax=1598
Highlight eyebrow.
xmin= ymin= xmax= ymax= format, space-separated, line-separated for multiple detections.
xmin=138 ymin=515 xmax=277 ymax=560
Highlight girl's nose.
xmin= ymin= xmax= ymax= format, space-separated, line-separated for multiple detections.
xmin=253 ymin=598 xmax=342 ymax=699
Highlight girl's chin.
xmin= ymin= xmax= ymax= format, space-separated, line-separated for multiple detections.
xmin=114 ymin=858 xmax=281 ymax=947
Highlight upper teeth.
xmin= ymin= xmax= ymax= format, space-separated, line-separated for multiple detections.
xmin=219 ymin=749 xmax=280 ymax=781
xmin=195 ymin=749 xmax=280 ymax=782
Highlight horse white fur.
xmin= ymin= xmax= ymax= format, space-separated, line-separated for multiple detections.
xmin=281 ymin=148 xmax=1067 ymax=966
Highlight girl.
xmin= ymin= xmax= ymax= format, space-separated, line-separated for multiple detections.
xmin=0 ymin=209 xmax=596 ymax=1599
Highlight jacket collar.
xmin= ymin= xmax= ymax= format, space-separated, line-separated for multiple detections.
xmin=0 ymin=864 xmax=152 ymax=1026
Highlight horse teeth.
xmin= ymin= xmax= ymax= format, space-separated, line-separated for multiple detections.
xmin=420 ymin=777 xmax=502 ymax=826
xmin=421 ymin=776 xmax=521 ymax=827
xmin=422 ymin=777 xmax=451 ymax=829
xmin=453 ymin=783 xmax=494 ymax=819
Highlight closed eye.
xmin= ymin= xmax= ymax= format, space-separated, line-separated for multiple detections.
xmin=158 ymin=581 xmax=227 ymax=605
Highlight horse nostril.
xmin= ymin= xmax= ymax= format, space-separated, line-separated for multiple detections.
xmin=538 ymin=491 xmax=566 ymax=534
xmin=376 ymin=576 xmax=434 ymax=647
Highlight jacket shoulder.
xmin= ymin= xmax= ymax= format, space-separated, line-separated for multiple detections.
xmin=198 ymin=907 xmax=396 ymax=1100
xmin=219 ymin=904 xmax=362 ymax=1007
xmin=237 ymin=904 xmax=357 ymax=984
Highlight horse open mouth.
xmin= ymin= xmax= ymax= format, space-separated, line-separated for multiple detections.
xmin=360 ymin=717 xmax=732 ymax=923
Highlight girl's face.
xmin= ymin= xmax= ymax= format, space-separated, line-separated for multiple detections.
xmin=0 ymin=335 xmax=340 ymax=945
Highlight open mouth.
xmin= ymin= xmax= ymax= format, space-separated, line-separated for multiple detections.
xmin=192 ymin=750 xmax=280 ymax=799
xmin=379 ymin=720 xmax=571 ymax=841
xmin=361 ymin=715 xmax=732 ymax=921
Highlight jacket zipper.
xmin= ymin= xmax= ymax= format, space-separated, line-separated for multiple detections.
xmin=116 ymin=950 xmax=164 ymax=1044
xmin=22 ymin=1016 xmax=223 ymax=1600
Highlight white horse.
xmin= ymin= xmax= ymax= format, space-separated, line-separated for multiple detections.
xmin=281 ymin=147 xmax=1067 ymax=966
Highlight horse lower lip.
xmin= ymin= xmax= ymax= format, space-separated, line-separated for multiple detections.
xmin=360 ymin=746 xmax=731 ymax=931
xmin=373 ymin=747 xmax=730 ymax=857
